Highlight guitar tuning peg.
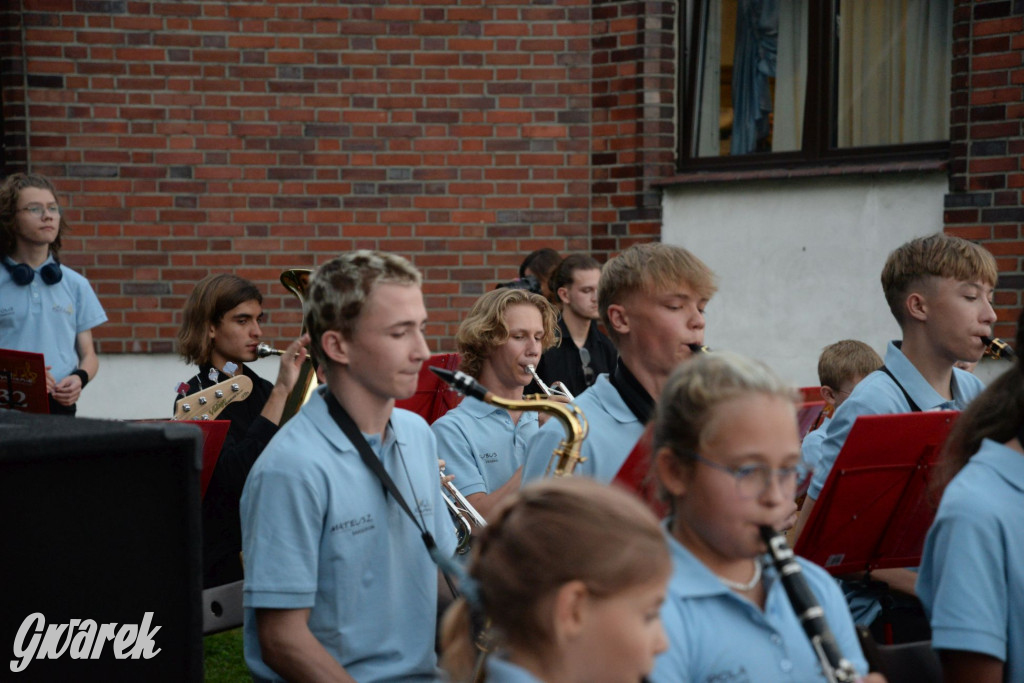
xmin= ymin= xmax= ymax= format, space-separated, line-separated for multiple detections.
xmin=231 ymin=383 xmax=240 ymax=392
xmin=181 ymin=403 xmax=191 ymax=413
xmin=198 ymin=396 xmax=208 ymax=405
xmin=214 ymin=390 xmax=224 ymax=398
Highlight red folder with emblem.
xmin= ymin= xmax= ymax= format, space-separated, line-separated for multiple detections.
xmin=0 ymin=348 xmax=50 ymax=414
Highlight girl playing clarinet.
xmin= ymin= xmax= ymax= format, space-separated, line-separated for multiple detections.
xmin=917 ymin=309 xmax=1024 ymax=683
xmin=440 ymin=476 xmax=671 ymax=683
xmin=649 ymin=351 xmax=883 ymax=683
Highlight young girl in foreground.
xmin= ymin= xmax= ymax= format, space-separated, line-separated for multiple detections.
xmin=649 ymin=352 xmax=882 ymax=683
xmin=440 ymin=476 xmax=671 ymax=683
xmin=917 ymin=311 xmax=1024 ymax=683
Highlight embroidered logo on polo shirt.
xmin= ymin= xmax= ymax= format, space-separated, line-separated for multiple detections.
xmin=51 ymin=303 xmax=73 ymax=315
xmin=0 ymin=306 xmax=13 ymax=317
xmin=479 ymin=451 xmax=499 ymax=464
xmin=705 ymin=666 xmax=751 ymax=682
xmin=330 ymin=514 xmax=375 ymax=536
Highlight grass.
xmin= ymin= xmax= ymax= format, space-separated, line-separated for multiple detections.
xmin=203 ymin=628 xmax=249 ymax=682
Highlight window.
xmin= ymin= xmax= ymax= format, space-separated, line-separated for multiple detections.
xmin=678 ymin=0 xmax=952 ymax=169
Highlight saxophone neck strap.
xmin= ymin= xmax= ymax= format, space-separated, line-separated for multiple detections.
xmin=878 ymin=366 xmax=922 ymax=413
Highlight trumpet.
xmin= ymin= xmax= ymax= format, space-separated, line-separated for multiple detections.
xmin=982 ymin=336 xmax=1015 ymax=361
xmin=526 ymin=364 xmax=575 ymax=401
xmin=441 ymin=467 xmax=487 ymax=555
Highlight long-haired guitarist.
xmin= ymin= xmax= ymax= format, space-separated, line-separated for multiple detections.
xmin=175 ymin=272 xmax=307 ymax=588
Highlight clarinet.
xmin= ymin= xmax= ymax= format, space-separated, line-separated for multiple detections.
xmin=759 ymin=526 xmax=859 ymax=683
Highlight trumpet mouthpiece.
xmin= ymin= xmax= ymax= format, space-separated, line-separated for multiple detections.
xmin=256 ymin=343 xmax=284 ymax=358
xmin=688 ymin=343 xmax=710 ymax=354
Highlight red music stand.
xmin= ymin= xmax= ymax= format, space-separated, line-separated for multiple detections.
xmin=612 ymin=423 xmax=670 ymax=518
xmin=797 ymin=400 xmax=826 ymax=439
xmin=793 ymin=411 xmax=958 ymax=575
xmin=136 ymin=419 xmax=230 ymax=498
xmin=193 ymin=420 xmax=231 ymax=499
xmin=0 ymin=348 xmax=49 ymax=414
xmin=395 ymin=353 xmax=463 ymax=425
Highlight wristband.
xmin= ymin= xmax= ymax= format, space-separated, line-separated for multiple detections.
xmin=71 ymin=368 xmax=89 ymax=388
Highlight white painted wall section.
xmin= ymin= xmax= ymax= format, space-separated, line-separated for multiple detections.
xmin=661 ymin=172 xmax=965 ymax=386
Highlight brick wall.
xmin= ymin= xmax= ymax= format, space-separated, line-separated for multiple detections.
xmin=945 ymin=0 xmax=1024 ymax=341
xmin=0 ymin=1 xmax=673 ymax=353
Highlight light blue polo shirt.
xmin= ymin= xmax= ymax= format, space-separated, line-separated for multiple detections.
xmin=918 ymin=438 xmax=1024 ymax=682
xmin=485 ymin=657 xmax=546 ymax=683
xmin=240 ymin=387 xmax=457 ymax=682
xmin=800 ymin=416 xmax=831 ymax=473
xmin=650 ymin=526 xmax=868 ymax=683
xmin=809 ymin=341 xmax=984 ymax=500
xmin=522 ymin=374 xmax=643 ymax=484
xmin=431 ymin=395 xmax=538 ymax=496
xmin=0 ymin=256 xmax=106 ymax=381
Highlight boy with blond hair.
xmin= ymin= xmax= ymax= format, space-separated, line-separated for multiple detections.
xmin=522 ymin=242 xmax=717 ymax=484
xmin=800 ymin=340 xmax=883 ymax=473
xmin=795 ymin=233 xmax=998 ymax=633
xmin=432 ymin=287 xmax=558 ymax=518
xmin=241 ymin=251 xmax=456 ymax=682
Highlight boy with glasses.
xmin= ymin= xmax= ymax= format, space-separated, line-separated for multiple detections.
xmin=0 ymin=173 xmax=106 ymax=416
xmin=800 ymin=339 xmax=882 ymax=474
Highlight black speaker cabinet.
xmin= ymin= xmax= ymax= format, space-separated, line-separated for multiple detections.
xmin=0 ymin=412 xmax=203 ymax=682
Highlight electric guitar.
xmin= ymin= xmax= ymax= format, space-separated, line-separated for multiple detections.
xmin=172 ymin=376 xmax=253 ymax=421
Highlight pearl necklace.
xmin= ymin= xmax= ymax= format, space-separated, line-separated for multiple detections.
xmin=715 ymin=559 xmax=762 ymax=592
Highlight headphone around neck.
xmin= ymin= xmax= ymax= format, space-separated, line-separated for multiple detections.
xmin=2 ymin=257 xmax=63 ymax=286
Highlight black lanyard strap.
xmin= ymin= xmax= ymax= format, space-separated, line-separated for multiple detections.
xmin=323 ymin=391 xmax=438 ymax=553
xmin=878 ymin=366 xmax=922 ymax=413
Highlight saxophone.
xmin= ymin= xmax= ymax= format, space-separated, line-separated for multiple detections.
xmin=429 ymin=367 xmax=589 ymax=476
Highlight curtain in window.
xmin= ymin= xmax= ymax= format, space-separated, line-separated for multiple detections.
xmin=836 ymin=0 xmax=951 ymax=147
xmin=771 ymin=0 xmax=807 ymax=152
xmin=696 ymin=0 xmax=723 ymax=157
xmin=731 ymin=0 xmax=778 ymax=154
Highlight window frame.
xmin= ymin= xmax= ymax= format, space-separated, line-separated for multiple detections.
xmin=676 ymin=0 xmax=951 ymax=172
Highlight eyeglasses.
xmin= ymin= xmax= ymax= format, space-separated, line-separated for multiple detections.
xmin=579 ymin=346 xmax=595 ymax=385
xmin=19 ymin=204 xmax=61 ymax=218
xmin=686 ymin=451 xmax=807 ymax=499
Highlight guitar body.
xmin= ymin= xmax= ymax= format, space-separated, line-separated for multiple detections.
xmin=172 ymin=376 xmax=253 ymax=421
